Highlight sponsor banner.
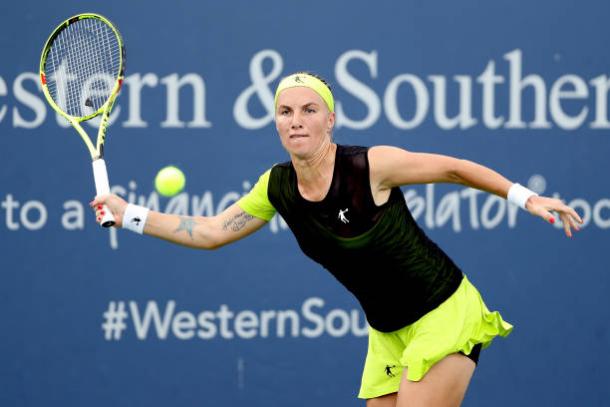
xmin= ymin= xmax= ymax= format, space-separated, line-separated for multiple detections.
xmin=1 ymin=1 xmax=609 ymax=407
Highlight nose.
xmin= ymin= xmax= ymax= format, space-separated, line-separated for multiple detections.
xmin=290 ymin=111 xmax=303 ymax=129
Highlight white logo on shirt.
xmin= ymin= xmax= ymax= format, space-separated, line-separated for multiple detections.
xmin=338 ymin=208 xmax=349 ymax=224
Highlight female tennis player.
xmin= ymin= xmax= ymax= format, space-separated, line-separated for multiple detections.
xmin=90 ymin=72 xmax=582 ymax=407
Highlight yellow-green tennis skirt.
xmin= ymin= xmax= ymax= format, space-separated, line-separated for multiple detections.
xmin=358 ymin=275 xmax=513 ymax=399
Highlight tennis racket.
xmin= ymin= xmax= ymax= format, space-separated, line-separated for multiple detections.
xmin=39 ymin=13 xmax=125 ymax=227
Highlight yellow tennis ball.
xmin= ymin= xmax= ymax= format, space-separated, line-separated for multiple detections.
xmin=155 ymin=166 xmax=186 ymax=197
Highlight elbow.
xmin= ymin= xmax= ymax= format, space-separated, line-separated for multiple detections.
xmin=196 ymin=231 xmax=232 ymax=251
xmin=192 ymin=243 xmax=220 ymax=251
xmin=196 ymin=237 xmax=223 ymax=251
xmin=191 ymin=217 xmax=224 ymax=250
xmin=447 ymin=159 xmax=469 ymax=185
xmin=204 ymin=240 xmax=224 ymax=250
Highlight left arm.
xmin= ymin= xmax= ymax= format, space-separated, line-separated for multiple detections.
xmin=368 ymin=146 xmax=583 ymax=237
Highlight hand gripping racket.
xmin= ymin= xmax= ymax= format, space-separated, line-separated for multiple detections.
xmin=39 ymin=13 xmax=125 ymax=227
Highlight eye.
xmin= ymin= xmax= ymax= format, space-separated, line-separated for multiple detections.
xmin=305 ymin=107 xmax=316 ymax=113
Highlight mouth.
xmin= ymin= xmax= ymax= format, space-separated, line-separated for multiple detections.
xmin=289 ymin=134 xmax=309 ymax=139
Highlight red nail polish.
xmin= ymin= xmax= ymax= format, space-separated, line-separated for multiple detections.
xmin=549 ymin=217 xmax=555 ymax=224
xmin=98 ymin=205 xmax=103 ymax=210
xmin=101 ymin=211 xmax=105 ymax=216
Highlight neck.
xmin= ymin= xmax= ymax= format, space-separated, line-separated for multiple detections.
xmin=291 ymin=140 xmax=337 ymax=197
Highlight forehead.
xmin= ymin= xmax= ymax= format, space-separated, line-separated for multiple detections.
xmin=276 ymin=86 xmax=325 ymax=107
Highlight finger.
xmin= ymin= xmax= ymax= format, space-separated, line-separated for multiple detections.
xmin=90 ymin=198 xmax=101 ymax=208
xmin=560 ymin=213 xmax=572 ymax=238
xmin=554 ymin=204 xmax=583 ymax=225
xmin=89 ymin=194 xmax=109 ymax=208
xmin=540 ymin=209 xmax=556 ymax=224
xmin=568 ymin=207 xmax=583 ymax=224
xmin=555 ymin=205 xmax=583 ymax=229
xmin=567 ymin=215 xmax=581 ymax=232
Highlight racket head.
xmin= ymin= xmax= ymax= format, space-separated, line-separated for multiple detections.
xmin=39 ymin=13 xmax=125 ymax=123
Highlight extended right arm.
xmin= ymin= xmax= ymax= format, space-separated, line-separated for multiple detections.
xmin=90 ymin=194 xmax=268 ymax=250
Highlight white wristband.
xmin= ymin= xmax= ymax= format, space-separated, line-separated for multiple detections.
xmin=507 ymin=183 xmax=537 ymax=210
xmin=122 ymin=204 xmax=150 ymax=234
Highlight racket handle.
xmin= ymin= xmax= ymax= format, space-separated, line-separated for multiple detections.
xmin=92 ymin=159 xmax=116 ymax=228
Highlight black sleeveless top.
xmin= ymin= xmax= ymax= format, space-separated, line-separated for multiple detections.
xmin=268 ymin=145 xmax=463 ymax=332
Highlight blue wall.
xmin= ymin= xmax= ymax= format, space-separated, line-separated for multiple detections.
xmin=1 ymin=1 xmax=609 ymax=406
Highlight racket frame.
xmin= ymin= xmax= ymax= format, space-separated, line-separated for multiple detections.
xmin=39 ymin=13 xmax=125 ymax=228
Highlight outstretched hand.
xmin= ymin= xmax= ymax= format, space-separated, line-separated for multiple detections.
xmin=90 ymin=194 xmax=128 ymax=228
xmin=525 ymin=195 xmax=583 ymax=237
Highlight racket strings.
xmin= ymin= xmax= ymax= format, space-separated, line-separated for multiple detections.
xmin=45 ymin=17 xmax=121 ymax=118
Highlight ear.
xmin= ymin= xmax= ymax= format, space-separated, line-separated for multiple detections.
xmin=327 ymin=111 xmax=336 ymax=133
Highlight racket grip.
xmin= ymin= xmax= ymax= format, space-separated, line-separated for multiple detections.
xmin=92 ymin=159 xmax=116 ymax=228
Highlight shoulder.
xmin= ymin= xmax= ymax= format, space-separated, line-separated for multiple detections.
xmin=273 ymin=160 xmax=291 ymax=169
xmin=267 ymin=161 xmax=296 ymax=199
xmin=368 ymin=145 xmax=411 ymax=168
xmin=368 ymin=145 xmax=406 ymax=158
xmin=367 ymin=145 xmax=414 ymax=190
xmin=269 ymin=160 xmax=292 ymax=181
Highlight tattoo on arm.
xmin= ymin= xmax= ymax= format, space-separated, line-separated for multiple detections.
xmin=222 ymin=211 xmax=255 ymax=232
xmin=174 ymin=217 xmax=197 ymax=238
